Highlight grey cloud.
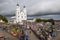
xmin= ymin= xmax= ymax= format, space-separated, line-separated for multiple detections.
xmin=28 ymin=0 xmax=60 ymax=15
xmin=0 ymin=0 xmax=16 ymax=15
xmin=0 ymin=0 xmax=41 ymax=15
xmin=0 ymin=0 xmax=60 ymax=15
xmin=0 ymin=0 xmax=7 ymax=3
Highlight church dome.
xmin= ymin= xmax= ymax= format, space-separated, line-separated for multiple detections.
xmin=17 ymin=4 xmax=19 ymax=6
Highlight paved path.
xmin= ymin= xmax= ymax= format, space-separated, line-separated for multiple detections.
xmin=0 ymin=28 xmax=19 ymax=40
xmin=25 ymin=30 xmax=39 ymax=40
xmin=54 ymin=31 xmax=60 ymax=40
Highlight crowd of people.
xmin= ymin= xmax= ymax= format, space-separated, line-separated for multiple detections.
xmin=0 ymin=21 xmax=56 ymax=40
xmin=39 ymin=26 xmax=56 ymax=40
xmin=31 ymin=22 xmax=56 ymax=40
xmin=0 ymin=25 xmax=30 ymax=40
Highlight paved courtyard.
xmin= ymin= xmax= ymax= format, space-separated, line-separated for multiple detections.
xmin=25 ymin=30 xmax=39 ymax=40
xmin=0 ymin=28 xmax=18 ymax=40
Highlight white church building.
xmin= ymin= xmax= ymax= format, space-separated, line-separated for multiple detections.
xmin=10 ymin=3 xmax=27 ymax=24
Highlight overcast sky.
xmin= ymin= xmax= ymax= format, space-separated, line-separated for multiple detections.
xmin=0 ymin=0 xmax=60 ymax=15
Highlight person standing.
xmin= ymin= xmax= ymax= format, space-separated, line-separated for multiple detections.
xmin=25 ymin=34 xmax=29 ymax=40
xmin=40 ymin=34 xmax=45 ymax=40
xmin=4 ymin=36 xmax=7 ymax=40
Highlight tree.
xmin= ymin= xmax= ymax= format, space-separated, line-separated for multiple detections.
xmin=35 ymin=18 xmax=54 ymax=23
xmin=0 ymin=15 xmax=8 ymax=23
xmin=35 ymin=18 xmax=42 ymax=23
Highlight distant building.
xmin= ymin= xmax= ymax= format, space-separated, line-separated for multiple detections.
xmin=27 ymin=18 xmax=36 ymax=22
